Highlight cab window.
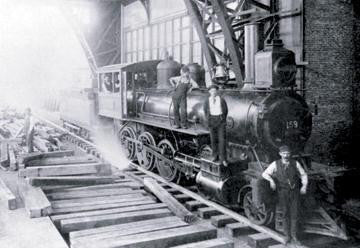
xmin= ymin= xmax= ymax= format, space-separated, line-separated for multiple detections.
xmin=100 ymin=73 xmax=113 ymax=93
xmin=114 ymin=72 xmax=120 ymax=93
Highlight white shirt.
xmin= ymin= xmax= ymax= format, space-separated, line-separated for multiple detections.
xmin=209 ymin=96 xmax=222 ymax=115
xmin=262 ymin=160 xmax=308 ymax=188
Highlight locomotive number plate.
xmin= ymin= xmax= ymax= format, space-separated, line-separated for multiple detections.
xmin=286 ymin=120 xmax=299 ymax=129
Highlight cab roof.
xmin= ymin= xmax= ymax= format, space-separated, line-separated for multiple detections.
xmin=97 ymin=60 xmax=162 ymax=74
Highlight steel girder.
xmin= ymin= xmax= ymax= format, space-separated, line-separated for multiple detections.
xmin=59 ymin=0 xmax=146 ymax=74
xmin=183 ymin=0 xmax=300 ymax=86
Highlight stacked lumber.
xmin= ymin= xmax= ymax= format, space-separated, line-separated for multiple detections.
xmin=19 ymin=151 xmax=113 ymax=182
xmin=0 ymin=142 xmax=9 ymax=169
xmin=39 ymin=175 xmax=225 ymax=248
xmin=35 ymin=124 xmax=65 ymax=151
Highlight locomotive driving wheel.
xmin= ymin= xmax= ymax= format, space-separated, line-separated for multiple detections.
xmin=242 ymin=187 xmax=274 ymax=226
xmin=118 ymin=127 xmax=136 ymax=160
xmin=156 ymin=139 xmax=178 ymax=182
xmin=136 ymin=132 xmax=157 ymax=171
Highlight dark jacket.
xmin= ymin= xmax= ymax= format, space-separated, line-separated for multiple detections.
xmin=203 ymin=95 xmax=228 ymax=123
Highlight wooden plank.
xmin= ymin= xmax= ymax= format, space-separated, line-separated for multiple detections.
xmin=51 ymin=193 xmax=146 ymax=208
xmin=26 ymin=155 xmax=97 ymax=167
xmin=52 ymin=198 xmax=155 ymax=214
xmin=18 ymin=179 xmax=52 ymax=218
xmin=43 ymin=181 xmax=141 ymax=194
xmin=70 ymin=216 xmax=188 ymax=246
xmin=0 ymin=177 xmax=16 ymax=210
xmin=69 ymin=216 xmax=183 ymax=239
xmin=47 ymin=188 xmax=143 ymax=200
xmin=73 ymin=225 xmax=217 ymax=248
xmin=34 ymin=136 xmax=52 ymax=152
xmin=170 ymin=238 xmax=234 ymax=248
xmin=8 ymin=145 xmax=17 ymax=171
xmin=247 ymin=233 xmax=278 ymax=248
xmin=211 ymin=215 xmax=237 ymax=228
xmin=60 ymin=208 xmax=173 ymax=233
xmin=28 ymin=176 xmax=117 ymax=186
xmin=19 ymin=163 xmax=111 ymax=177
xmin=225 ymin=223 xmax=254 ymax=237
xmin=42 ymin=185 xmax=86 ymax=192
xmin=20 ymin=150 xmax=75 ymax=164
xmin=268 ymin=245 xmax=286 ymax=248
xmin=198 ymin=207 xmax=221 ymax=219
xmin=52 ymin=203 xmax=167 ymax=225
xmin=133 ymin=164 xmax=288 ymax=244
xmin=0 ymin=142 xmax=9 ymax=166
xmin=144 ymin=178 xmax=196 ymax=223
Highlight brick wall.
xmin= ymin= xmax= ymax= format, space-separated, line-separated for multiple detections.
xmin=304 ymin=0 xmax=356 ymax=165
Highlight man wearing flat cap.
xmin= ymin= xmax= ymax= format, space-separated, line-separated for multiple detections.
xmin=203 ymin=84 xmax=228 ymax=166
xmin=262 ymin=145 xmax=308 ymax=245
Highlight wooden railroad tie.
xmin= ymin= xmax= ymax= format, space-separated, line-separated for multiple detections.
xmin=25 ymin=155 xmax=97 ymax=167
xmin=211 ymin=215 xmax=237 ymax=228
xmin=18 ymin=163 xmax=112 ymax=177
xmin=170 ymin=238 xmax=234 ymax=248
xmin=28 ymin=175 xmax=118 ymax=186
xmin=60 ymin=208 xmax=173 ymax=233
xmin=225 ymin=222 xmax=255 ymax=237
xmin=72 ymin=225 xmax=217 ymax=248
xmin=70 ymin=216 xmax=188 ymax=246
xmin=51 ymin=197 xmax=156 ymax=215
xmin=247 ymin=233 xmax=279 ymax=248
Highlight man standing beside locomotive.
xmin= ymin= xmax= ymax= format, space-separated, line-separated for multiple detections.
xmin=169 ymin=66 xmax=199 ymax=129
xmin=262 ymin=145 xmax=308 ymax=245
xmin=203 ymin=84 xmax=228 ymax=167
xmin=24 ymin=108 xmax=36 ymax=153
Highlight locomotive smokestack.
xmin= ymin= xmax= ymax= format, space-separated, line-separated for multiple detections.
xmin=243 ymin=23 xmax=260 ymax=89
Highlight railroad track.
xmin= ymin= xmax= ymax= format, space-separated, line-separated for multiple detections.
xmin=32 ymin=115 xmax=353 ymax=248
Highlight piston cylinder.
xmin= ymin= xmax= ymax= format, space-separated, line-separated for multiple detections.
xmin=196 ymin=171 xmax=243 ymax=205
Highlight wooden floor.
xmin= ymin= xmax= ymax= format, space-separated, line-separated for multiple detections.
xmin=0 ymin=170 xmax=68 ymax=248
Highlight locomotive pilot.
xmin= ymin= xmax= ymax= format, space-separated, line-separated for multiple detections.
xmin=169 ymin=66 xmax=199 ymax=129
xmin=262 ymin=145 xmax=308 ymax=245
xmin=203 ymin=84 xmax=228 ymax=167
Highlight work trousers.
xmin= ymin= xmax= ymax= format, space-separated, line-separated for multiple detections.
xmin=173 ymin=95 xmax=187 ymax=127
xmin=209 ymin=115 xmax=227 ymax=162
xmin=277 ymin=188 xmax=300 ymax=239
xmin=26 ymin=129 xmax=34 ymax=153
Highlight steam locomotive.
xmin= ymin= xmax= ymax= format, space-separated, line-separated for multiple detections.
xmin=59 ymin=38 xmax=349 ymax=239
xmin=61 ymin=39 xmax=310 ymax=221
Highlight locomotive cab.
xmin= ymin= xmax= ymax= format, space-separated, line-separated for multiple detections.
xmin=97 ymin=64 xmax=129 ymax=119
